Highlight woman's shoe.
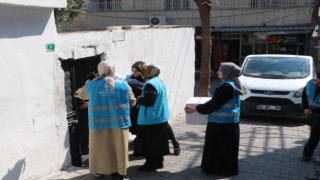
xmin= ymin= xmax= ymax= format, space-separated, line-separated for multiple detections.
xmin=137 ymin=163 xmax=157 ymax=171
xmin=173 ymin=141 xmax=180 ymax=156
xmin=111 ymin=173 xmax=125 ymax=180
xmin=174 ymin=147 xmax=180 ymax=156
xmin=111 ymin=173 xmax=118 ymax=180
xmin=155 ymin=161 xmax=164 ymax=169
xmin=118 ymin=174 xmax=125 ymax=180
xmin=301 ymin=155 xmax=311 ymax=162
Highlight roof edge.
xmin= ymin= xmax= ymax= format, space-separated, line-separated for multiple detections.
xmin=0 ymin=0 xmax=67 ymax=8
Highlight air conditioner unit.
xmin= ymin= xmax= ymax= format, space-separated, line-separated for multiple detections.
xmin=149 ymin=16 xmax=167 ymax=25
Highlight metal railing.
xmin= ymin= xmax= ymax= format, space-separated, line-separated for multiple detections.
xmin=214 ymin=0 xmax=315 ymax=7
xmin=86 ymin=0 xmax=314 ymax=11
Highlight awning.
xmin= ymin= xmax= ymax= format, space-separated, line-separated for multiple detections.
xmin=211 ymin=25 xmax=314 ymax=33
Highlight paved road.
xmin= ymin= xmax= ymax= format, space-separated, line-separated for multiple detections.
xmin=40 ymin=115 xmax=319 ymax=180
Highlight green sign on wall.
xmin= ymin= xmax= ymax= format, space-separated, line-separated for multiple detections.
xmin=46 ymin=43 xmax=55 ymax=52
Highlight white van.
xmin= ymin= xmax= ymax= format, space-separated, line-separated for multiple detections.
xmin=239 ymin=54 xmax=314 ymax=118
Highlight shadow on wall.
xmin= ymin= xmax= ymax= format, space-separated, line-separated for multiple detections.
xmin=61 ymin=130 xmax=72 ymax=170
xmin=2 ymin=158 xmax=26 ymax=180
xmin=0 ymin=5 xmax=50 ymax=38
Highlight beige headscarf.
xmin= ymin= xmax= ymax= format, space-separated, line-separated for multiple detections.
xmin=97 ymin=61 xmax=116 ymax=91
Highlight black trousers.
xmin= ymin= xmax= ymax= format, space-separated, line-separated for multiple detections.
xmin=303 ymin=117 xmax=320 ymax=157
xmin=167 ymin=124 xmax=179 ymax=148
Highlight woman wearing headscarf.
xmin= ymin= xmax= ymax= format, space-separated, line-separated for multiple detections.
xmin=85 ymin=61 xmax=136 ymax=180
xmin=126 ymin=61 xmax=145 ymax=136
xmin=125 ymin=61 xmax=146 ymax=156
xmin=185 ymin=62 xmax=243 ymax=177
xmin=136 ymin=64 xmax=171 ymax=171
xmin=127 ymin=61 xmax=180 ymax=156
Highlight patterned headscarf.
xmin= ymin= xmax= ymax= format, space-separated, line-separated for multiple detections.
xmin=139 ymin=63 xmax=160 ymax=79
xmin=220 ymin=62 xmax=244 ymax=95
xmin=97 ymin=61 xmax=116 ymax=91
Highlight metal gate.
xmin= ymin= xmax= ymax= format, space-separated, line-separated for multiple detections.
xmin=61 ymin=56 xmax=100 ymax=167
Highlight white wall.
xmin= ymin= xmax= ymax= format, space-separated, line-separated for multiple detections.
xmin=0 ymin=3 xmax=194 ymax=180
xmin=0 ymin=4 xmax=69 ymax=180
xmin=0 ymin=0 xmax=66 ymax=8
xmin=59 ymin=26 xmax=195 ymax=118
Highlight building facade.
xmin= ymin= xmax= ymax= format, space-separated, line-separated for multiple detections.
xmin=59 ymin=0 xmax=318 ymax=70
xmin=0 ymin=2 xmax=196 ymax=178
xmin=56 ymin=25 xmax=196 ymax=173
xmin=0 ymin=1 xmax=69 ymax=180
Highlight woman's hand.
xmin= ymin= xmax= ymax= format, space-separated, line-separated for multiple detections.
xmin=184 ymin=106 xmax=196 ymax=114
xmin=304 ymin=108 xmax=312 ymax=116
xmin=79 ymin=101 xmax=88 ymax=109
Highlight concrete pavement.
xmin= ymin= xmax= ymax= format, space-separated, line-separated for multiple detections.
xmin=40 ymin=114 xmax=319 ymax=180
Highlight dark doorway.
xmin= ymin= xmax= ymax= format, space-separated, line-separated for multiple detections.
xmin=221 ymin=40 xmax=240 ymax=65
xmin=61 ymin=56 xmax=100 ymax=167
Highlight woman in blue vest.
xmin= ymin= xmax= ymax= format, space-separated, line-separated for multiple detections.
xmin=136 ymin=64 xmax=171 ymax=171
xmin=86 ymin=61 xmax=136 ymax=180
xmin=185 ymin=62 xmax=243 ymax=177
xmin=127 ymin=61 xmax=180 ymax=156
xmin=301 ymin=71 xmax=320 ymax=162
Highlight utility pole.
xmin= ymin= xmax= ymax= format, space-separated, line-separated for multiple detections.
xmin=194 ymin=0 xmax=213 ymax=96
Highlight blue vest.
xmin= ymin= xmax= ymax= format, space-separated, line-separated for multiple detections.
xmin=138 ymin=77 xmax=169 ymax=125
xmin=86 ymin=78 xmax=131 ymax=130
xmin=126 ymin=74 xmax=133 ymax=79
xmin=305 ymin=79 xmax=320 ymax=110
xmin=208 ymin=81 xmax=240 ymax=123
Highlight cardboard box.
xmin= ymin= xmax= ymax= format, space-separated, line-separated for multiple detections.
xmin=185 ymin=97 xmax=211 ymax=125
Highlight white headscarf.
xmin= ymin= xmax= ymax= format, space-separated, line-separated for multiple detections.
xmin=97 ymin=61 xmax=116 ymax=91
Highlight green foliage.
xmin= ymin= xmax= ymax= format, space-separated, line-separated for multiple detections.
xmin=54 ymin=0 xmax=88 ymax=23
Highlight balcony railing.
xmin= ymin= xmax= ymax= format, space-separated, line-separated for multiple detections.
xmin=86 ymin=0 xmax=314 ymax=11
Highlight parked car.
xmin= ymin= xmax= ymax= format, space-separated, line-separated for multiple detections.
xmin=239 ymin=54 xmax=314 ymax=118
